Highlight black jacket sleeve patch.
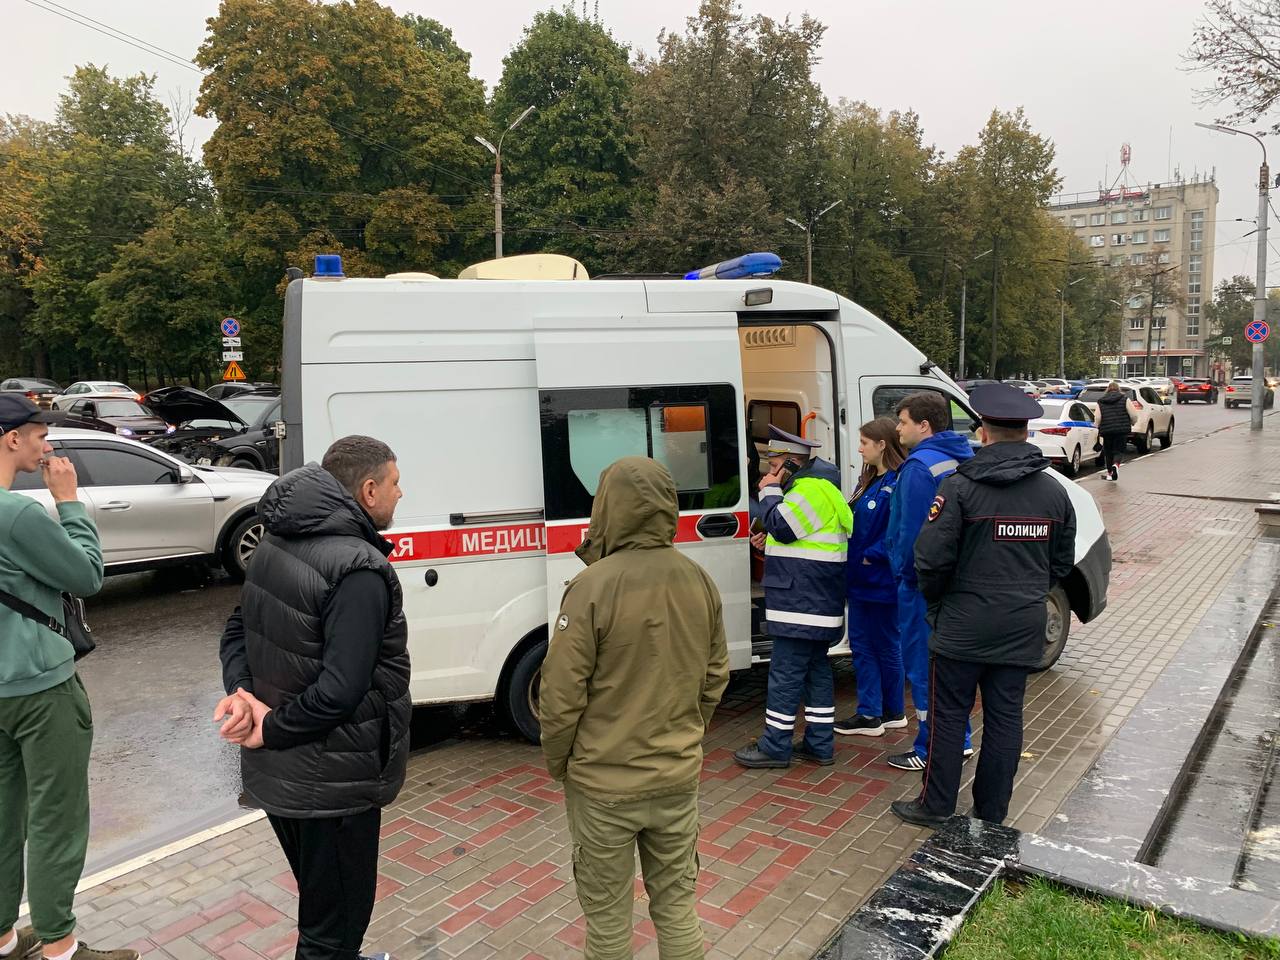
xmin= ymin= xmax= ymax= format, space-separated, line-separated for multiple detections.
xmin=927 ymin=495 xmax=945 ymax=523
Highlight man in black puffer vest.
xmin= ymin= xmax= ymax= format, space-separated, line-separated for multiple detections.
xmin=215 ymin=436 xmax=410 ymax=960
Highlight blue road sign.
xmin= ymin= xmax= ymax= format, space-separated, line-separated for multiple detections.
xmin=1246 ymin=319 xmax=1270 ymax=343
xmin=220 ymin=316 xmax=241 ymax=338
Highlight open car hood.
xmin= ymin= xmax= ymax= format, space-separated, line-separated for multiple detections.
xmin=143 ymin=386 xmax=247 ymax=428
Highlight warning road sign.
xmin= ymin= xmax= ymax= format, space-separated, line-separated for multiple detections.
xmin=222 ymin=360 xmax=246 ymax=381
xmin=1246 ymin=320 xmax=1270 ymax=343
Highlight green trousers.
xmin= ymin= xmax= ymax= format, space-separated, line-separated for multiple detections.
xmin=0 ymin=676 xmax=93 ymax=942
xmin=564 ymin=784 xmax=703 ymax=960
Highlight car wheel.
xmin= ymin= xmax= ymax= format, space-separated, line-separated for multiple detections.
xmin=1064 ymin=445 xmax=1081 ymax=477
xmin=501 ymin=636 xmax=547 ymax=744
xmin=1033 ymin=585 xmax=1071 ymax=673
xmin=1134 ymin=424 xmax=1151 ymax=453
xmin=221 ymin=512 xmax=264 ymax=582
xmin=229 ymin=457 xmax=259 ymax=470
xmin=1160 ymin=418 xmax=1174 ymax=449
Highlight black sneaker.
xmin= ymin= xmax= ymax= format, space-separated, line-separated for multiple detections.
xmin=886 ymin=751 xmax=925 ymax=771
xmin=792 ymin=741 xmax=835 ymax=765
xmin=890 ymin=798 xmax=951 ymax=829
xmin=834 ymin=715 xmax=885 ymax=736
xmin=882 ymin=712 xmax=908 ymax=729
xmin=733 ymin=742 xmax=790 ymax=768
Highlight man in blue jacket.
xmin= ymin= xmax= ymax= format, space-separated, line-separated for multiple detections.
xmin=884 ymin=392 xmax=974 ymax=771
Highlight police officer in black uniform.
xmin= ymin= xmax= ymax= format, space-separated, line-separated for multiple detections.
xmin=890 ymin=383 xmax=1077 ymax=828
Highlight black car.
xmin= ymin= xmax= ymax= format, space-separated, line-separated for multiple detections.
xmin=0 ymin=377 xmax=63 ymax=409
xmin=61 ymin=396 xmax=174 ymax=439
xmin=205 ymin=381 xmax=279 ymax=400
xmin=145 ymin=386 xmax=282 ymax=472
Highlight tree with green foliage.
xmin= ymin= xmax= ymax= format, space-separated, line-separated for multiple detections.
xmin=0 ymin=116 xmax=50 ymax=378
xmin=629 ymin=0 xmax=827 ymax=272
xmin=1205 ymin=274 xmax=1280 ymax=371
xmin=489 ymin=7 xmax=645 ymax=270
xmin=901 ymin=300 xmax=957 ymax=369
xmin=27 ymin=65 xmax=202 ymax=381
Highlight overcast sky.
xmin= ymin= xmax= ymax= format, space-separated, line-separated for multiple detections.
xmin=8 ymin=0 xmax=1277 ymax=282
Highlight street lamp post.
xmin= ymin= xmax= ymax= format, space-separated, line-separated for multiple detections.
xmin=1107 ymin=298 xmax=1124 ymax=376
xmin=475 ymin=105 xmax=536 ymax=259
xmin=1057 ymin=276 xmax=1085 ymax=380
xmin=1197 ymin=121 xmax=1268 ymax=431
xmin=957 ymin=248 xmax=994 ymax=380
xmin=786 ymin=201 xmax=843 ymax=285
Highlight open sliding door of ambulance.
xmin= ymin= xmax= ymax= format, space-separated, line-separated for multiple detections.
xmin=534 ymin=311 xmax=753 ymax=671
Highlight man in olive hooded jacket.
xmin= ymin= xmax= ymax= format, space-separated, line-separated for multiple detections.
xmin=540 ymin=457 xmax=729 ymax=960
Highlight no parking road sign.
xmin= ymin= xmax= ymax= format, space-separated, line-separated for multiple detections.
xmin=220 ymin=316 xmax=240 ymax=338
xmin=1246 ymin=319 xmax=1270 ymax=343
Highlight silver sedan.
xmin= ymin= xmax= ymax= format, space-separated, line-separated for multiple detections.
xmin=12 ymin=428 xmax=273 ymax=579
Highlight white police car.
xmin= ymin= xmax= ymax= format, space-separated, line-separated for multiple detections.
xmin=1028 ymin=398 xmax=1100 ymax=477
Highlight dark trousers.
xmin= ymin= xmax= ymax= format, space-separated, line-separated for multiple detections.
xmin=268 ymin=808 xmax=382 ymax=960
xmin=919 ymin=655 xmax=1030 ymax=824
xmin=1101 ymin=433 xmax=1126 ymax=475
xmin=758 ymin=637 xmax=834 ymax=760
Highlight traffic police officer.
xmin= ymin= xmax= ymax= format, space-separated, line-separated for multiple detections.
xmin=735 ymin=426 xmax=852 ymax=768
xmin=890 ymin=384 xmax=1076 ymax=827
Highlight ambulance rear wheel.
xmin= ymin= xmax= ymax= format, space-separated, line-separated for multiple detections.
xmin=503 ymin=637 xmax=547 ymax=744
xmin=1033 ymin=585 xmax=1070 ymax=673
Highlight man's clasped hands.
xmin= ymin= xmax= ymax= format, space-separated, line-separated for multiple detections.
xmin=213 ymin=688 xmax=273 ymax=748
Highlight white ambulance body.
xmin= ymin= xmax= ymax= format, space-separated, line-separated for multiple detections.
xmin=281 ymin=255 xmax=1110 ymax=741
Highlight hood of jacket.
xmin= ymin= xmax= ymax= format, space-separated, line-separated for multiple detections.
xmin=790 ymin=456 xmax=841 ymax=489
xmin=957 ymin=441 xmax=1050 ymax=486
xmin=906 ymin=430 xmax=976 ymax=466
xmin=575 ymin=457 xmax=678 ymax=566
xmin=1098 ymin=390 xmax=1127 ymax=408
xmin=258 ymin=462 xmax=390 ymax=554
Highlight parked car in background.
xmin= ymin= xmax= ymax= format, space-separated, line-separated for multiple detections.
xmin=1029 ymin=398 xmax=1100 ymax=476
xmin=60 ymin=396 xmax=175 ymax=440
xmin=1175 ymin=378 xmax=1218 ymax=404
xmin=1003 ymin=379 xmax=1042 ymax=398
xmin=53 ymin=381 xmax=139 ymax=409
xmin=205 ymin=381 xmax=278 ymax=400
xmin=1078 ymin=383 xmax=1174 ymax=452
xmin=1224 ymin=375 xmax=1276 ymax=409
xmin=1145 ymin=377 xmax=1176 ymax=398
xmin=957 ymin=378 xmax=1001 ymax=393
xmin=11 ymin=428 xmax=272 ymax=580
xmin=146 ymin=386 xmax=283 ymax=473
xmin=0 ymin=377 xmax=62 ymax=408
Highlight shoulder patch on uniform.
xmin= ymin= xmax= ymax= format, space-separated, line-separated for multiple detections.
xmin=927 ymin=495 xmax=945 ymax=522
xmin=557 ymin=614 xmax=570 ymax=631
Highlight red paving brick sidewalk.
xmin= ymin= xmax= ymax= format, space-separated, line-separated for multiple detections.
xmin=38 ymin=418 xmax=1280 ymax=960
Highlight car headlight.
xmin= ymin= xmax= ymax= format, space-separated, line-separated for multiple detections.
xmin=116 ymin=427 xmax=134 ymax=436
xmin=165 ymin=424 xmax=176 ymax=434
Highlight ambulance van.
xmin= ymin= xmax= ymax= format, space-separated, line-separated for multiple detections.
xmin=280 ymin=252 xmax=1111 ymax=742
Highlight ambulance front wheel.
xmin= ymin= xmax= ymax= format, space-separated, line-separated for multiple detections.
xmin=502 ymin=636 xmax=547 ymax=744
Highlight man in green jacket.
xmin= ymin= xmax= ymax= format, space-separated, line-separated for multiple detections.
xmin=540 ymin=457 xmax=729 ymax=960
xmin=0 ymin=397 xmax=130 ymax=960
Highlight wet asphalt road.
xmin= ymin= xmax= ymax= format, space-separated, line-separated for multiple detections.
xmin=73 ymin=397 xmax=1252 ymax=875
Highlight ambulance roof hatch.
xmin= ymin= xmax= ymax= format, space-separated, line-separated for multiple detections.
xmin=458 ymin=253 xmax=590 ymax=280
xmin=683 ymin=252 xmax=782 ymax=280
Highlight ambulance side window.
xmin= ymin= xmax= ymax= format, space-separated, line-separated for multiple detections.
xmin=541 ymin=384 xmax=739 ymax=521
xmin=871 ymin=387 xmax=954 ymax=429
xmin=747 ymin=400 xmax=801 ymax=445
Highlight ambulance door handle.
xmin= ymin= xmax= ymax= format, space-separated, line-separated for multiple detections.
xmin=696 ymin=513 xmax=740 ymax=539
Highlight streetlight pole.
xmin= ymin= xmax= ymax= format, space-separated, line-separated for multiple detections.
xmin=1197 ymin=121 xmax=1268 ymax=431
xmin=1107 ymin=298 xmax=1124 ymax=376
xmin=786 ymin=200 xmax=843 ymax=285
xmin=475 ymin=105 xmax=536 ymax=259
xmin=957 ymin=248 xmax=994 ymax=380
xmin=1057 ymin=276 xmax=1085 ymax=380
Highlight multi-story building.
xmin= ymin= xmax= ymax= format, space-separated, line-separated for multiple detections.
xmin=1049 ymin=174 xmax=1218 ymax=378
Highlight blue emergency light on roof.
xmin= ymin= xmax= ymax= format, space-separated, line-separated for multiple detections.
xmin=683 ymin=252 xmax=782 ymax=280
xmin=314 ymin=254 xmax=345 ymax=278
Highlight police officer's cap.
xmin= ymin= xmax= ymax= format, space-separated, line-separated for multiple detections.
xmin=763 ymin=424 xmax=821 ymax=458
xmin=968 ymin=383 xmax=1043 ymax=428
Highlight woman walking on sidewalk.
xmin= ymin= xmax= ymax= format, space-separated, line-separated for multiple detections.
xmin=836 ymin=418 xmax=908 ymax=738
xmin=1096 ymin=382 xmax=1134 ymax=482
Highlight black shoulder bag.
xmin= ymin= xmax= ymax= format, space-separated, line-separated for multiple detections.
xmin=0 ymin=589 xmax=95 ymax=660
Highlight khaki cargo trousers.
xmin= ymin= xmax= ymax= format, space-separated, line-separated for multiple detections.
xmin=565 ymin=783 xmax=703 ymax=960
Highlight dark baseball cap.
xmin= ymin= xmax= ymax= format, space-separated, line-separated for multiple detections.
xmin=0 ymin=394 xmax=64 ymax=433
